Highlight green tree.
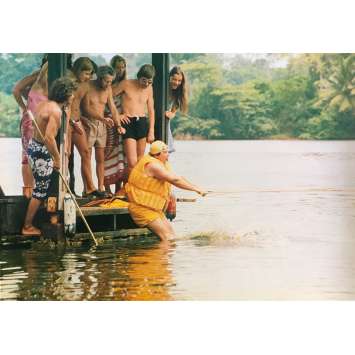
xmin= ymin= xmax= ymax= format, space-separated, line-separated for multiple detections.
xmin=172 ymin=114 xmax=222 ymax=139
xmin=0 ymin=92 xmax=20 ymax=137
xmin=316 ymin=54 xmax=355 ymax=115
xmin=170 ymin=53 xmax=206 ymax=65
xmin=302 ymin=109 xmax=355 ymax=140
xmin=210 ymin=82 xmax=276 ymax=139
xmin=268 ymin=75 xmax=318 ymax=137
xmin=0 ymin=53 xmax=43 ymax=94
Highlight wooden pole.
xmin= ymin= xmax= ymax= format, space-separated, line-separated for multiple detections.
xmin=152 ymin=53 xmax=169 ymax=142
xmin=47 ymin=54 xmax=70 ymax=210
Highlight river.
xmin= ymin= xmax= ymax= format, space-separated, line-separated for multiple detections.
xmin=1 ymin=138 xmax=355 ymax=300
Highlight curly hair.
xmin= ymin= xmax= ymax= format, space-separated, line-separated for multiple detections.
xmin=48 ymin=77 xmax=77 ymax=103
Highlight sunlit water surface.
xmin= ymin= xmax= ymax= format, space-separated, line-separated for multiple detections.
xmin=1 ymin=138 xmax=355 ymax=300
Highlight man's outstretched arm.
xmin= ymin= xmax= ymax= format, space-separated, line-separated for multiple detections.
xmin=147 ymin=163 xmax=206 ymax=196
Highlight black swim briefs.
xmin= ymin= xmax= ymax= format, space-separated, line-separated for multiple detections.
xmin=122 ymin=116 xmax=148 ymax=140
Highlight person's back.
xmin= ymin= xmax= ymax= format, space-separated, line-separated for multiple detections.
xmin=27 ymin=62 xmax=48 ymax=115
xmin=22 ymin=77 xmax=76 ymax=236
xmin=32 ymin=100 xmax=62 ymax=144
xmin=126 ymin=154 xmax=171 ymax=211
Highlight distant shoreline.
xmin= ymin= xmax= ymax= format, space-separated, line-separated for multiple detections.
xmin=1 ymin=136 xmax=355 ymax=142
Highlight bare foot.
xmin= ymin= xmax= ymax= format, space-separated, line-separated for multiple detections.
xmin=115 ymin=187 xmax=126 ymax=198
xmin=22 ymin=226 xmax=41 ymax=237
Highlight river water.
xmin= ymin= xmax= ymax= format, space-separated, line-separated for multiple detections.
xmin=1 ymin=138 xmax=355 ymax=300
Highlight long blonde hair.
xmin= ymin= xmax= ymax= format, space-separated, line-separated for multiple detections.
xmin=110 ymin=55 xmax=127 ymax=83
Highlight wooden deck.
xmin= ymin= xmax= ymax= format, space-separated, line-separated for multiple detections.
xmin=1 ymin=228 xmax=152 ymax=248
xmin=79 ymin=206 xmax=129 ymax=216
xmin=0 ymin=196 xmax=152 ymax=248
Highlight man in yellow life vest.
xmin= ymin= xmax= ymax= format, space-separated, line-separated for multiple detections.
xmin=125 ymin=140 xmax=206 ymax=242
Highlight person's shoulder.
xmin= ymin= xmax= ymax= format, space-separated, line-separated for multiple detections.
xmin=87 ymin=80 xmax=95 ymax=88
xmin=35 ymin=100 xmax=58 ymax=119
xmin=77 ymin=81 xmax=90 ymax=92
xmin=84 ymin=80 xmax=96 ymax=93
xmin=118 ymin=79 xmax=129 ymax=87
xmin=35 ymin=100 xmax=47 ymax=112
xmin=146 ymin=160 xmax=168 ymax=179
xmin=126 ymin=79 xmax=137 ymax=86
xmin=46 ymin=101 xmax=61 ymax=115
xmin=147 ymin=159 xmax=164 ymax=171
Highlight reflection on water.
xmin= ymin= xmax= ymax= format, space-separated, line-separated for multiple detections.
xmin=0 ymin=241 xmax=173 ymax=301
xmin=1 ymin=139 xmax=355 ymax=300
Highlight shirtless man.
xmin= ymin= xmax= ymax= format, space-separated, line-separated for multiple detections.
xmin=81 ymin=65 xmax=125 ymax=195
xmin=22 ymin=77 xmax=77 ymax=236
xmin=112 ymin=64 xmax=156 ymax=174
xmin=67 ymin=57 xmax=101 ymax=197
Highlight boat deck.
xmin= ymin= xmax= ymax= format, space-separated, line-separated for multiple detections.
xmin=0 ymin=196 xmax=151 ymax=248
xmin=80 ymin=206 xmax=129 ymax=216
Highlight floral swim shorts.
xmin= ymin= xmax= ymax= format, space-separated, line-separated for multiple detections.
xmin=27 ymin=139 xmax=54 ymax=200
xmin=20 ymin=111 xmax=34 ymax=165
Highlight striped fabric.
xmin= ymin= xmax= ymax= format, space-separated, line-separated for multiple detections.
xmin=104 ymin=96 xmax=127 ymax=185
xmin=125 ymin=155 xmax=171 ymax=211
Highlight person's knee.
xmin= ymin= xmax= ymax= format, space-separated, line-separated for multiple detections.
xmin=166 ymin=224 xmax=175 ymax=237
xmin=96 ymin=156 xmax=104 ymax=164
xmin=165 ymin=228 xmax=175 ymax=240
xmin=95 ymin=150 xmax=105 ymax=164
xmin=79 ymin=146 xmax=90 ymax=160
xmin=128 ymin=157 xmax=137 ymax=168
xmin=149 ymin=221 xmax=174 ymax=242
xmin=156 ymin=230 xmax=171 ymax=242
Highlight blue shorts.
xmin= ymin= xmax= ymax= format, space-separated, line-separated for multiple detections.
xmin=28 ymin=139 xmax=54 ymax=201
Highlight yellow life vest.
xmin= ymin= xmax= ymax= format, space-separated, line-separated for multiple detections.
xmin=125 ymin=155 xmax=171 ymax=211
